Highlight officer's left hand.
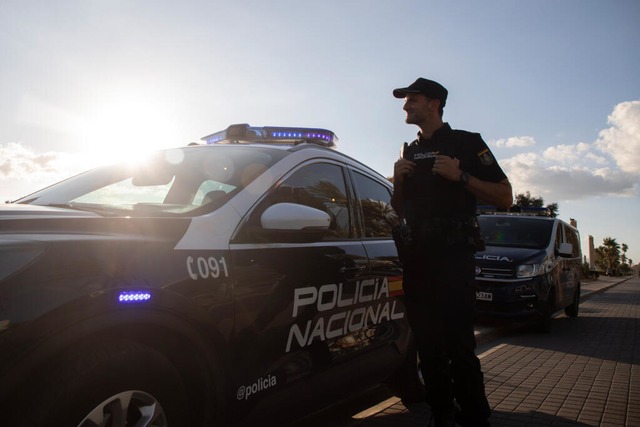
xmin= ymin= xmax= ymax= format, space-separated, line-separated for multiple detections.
xmin=432 ymin=155 xmax=461 ymax=181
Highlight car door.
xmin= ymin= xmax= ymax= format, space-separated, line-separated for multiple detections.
xmin=349 ymin=169 xmax=409 ymax=383
xmin=228 ymin=161 xmax=371 ymax=422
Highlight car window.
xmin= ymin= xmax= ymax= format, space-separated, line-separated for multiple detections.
xmin=193 ymin=180 xmax=235 ymax=206
xmin=352 ymin=172 xmax=398 ymax=238
xmin=241 ymin=162 xmax=352 ymax=241
xmin=73 ymin=176 xmax=175 ymax=205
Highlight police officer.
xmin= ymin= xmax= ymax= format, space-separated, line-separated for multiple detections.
xmin=391 ymin=78 xmax=512 ymax=427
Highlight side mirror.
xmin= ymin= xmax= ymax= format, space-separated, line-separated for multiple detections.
xmin=259 ymin=203 xmax=331 ymax=242
xmin=556 ymin=242 xmax=573 ymax=258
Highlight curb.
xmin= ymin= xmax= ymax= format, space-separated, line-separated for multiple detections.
xmin=580 ymin=276 xmax=631 ymax=301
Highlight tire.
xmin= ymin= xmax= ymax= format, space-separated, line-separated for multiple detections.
xmin=536 ymin=290 xmax=554 ymax=333
xmin=386 ymin=342 xmax=425 ymax=405
xmin=564 ymin=284 xmax=580 ymax=317
xmin=18 ymin=339 xmax=193 ymax=427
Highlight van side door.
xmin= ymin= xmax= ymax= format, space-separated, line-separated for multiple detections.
xmin=561 ymin=223 xmax=582 ymax=306
xmin=551 ymin=222 xmax=567 ymax=310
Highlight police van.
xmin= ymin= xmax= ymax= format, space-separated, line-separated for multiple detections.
xmin=474 ymin=207 xmax=582 ymax=332
xmin=0 ymin=125 xmax=421 ymax=426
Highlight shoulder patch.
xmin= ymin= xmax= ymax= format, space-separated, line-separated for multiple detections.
xmin=478 ymin=148 xmax=495 ymax=166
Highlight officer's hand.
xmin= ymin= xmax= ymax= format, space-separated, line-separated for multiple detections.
xmin=394 ymin=158 xmax=415 ymax=184
xmin=432 ymin=156 xmax=461 ymax=181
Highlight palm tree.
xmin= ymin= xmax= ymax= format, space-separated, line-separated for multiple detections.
xmin=597 ymin=237 xmax=621 ymax=274
xmin=621 ymin=243 xmax=629 ymax=266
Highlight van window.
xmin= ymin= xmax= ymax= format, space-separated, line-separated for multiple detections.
xmin=554 ymin=223 xmax=563 ymax=252
xmin=563 ymin=223 xmax=581 ymax=258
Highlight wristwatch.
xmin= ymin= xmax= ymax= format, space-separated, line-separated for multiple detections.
xmin=460 ymin=171 xmax=471 ymax=185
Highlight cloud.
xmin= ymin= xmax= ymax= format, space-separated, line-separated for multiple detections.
xmin=0 ymin=142 xmax=80 ymax=181
xmin=584 ymin=152 xmax=608 ymax=165
xmin=501 ymin=100 xmax=640 ymax=201
xmin=542 ymin=142 xmax=591 ymax=164
xmin=491 ymin=136 xmax=536 ymax=148
xmin=503 ymin=153 xmax=636 ymax=201
xmin=595 ymin=100 xmax=640 ymax=175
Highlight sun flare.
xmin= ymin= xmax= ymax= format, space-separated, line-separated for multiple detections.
xmin=77 ymin=92 xmax=183 ymax=167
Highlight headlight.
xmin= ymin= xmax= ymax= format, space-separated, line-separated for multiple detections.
xmin=516 ymin=263 xmax=543 ymax=278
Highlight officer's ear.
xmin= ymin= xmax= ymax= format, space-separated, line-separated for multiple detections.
xmin=426 ymin=97 xmax=443 ymax=117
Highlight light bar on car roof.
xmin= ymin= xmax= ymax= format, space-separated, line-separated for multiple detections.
xmin=519 ymin=207 xmax=551 ymax=216
xmin=477 ymin=205 xmax=551 ymax=216
xmin=201 ymin=123 xmax=338 ymax=148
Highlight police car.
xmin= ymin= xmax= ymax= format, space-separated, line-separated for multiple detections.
xmin=0 ymin=124 xmax=420 ymax=426
xmin=474 ymin=207 xmax=582 ymax=332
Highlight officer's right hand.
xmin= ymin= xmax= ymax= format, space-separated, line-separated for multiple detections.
xmin=394 ymin=158 xmax=415 ymax=184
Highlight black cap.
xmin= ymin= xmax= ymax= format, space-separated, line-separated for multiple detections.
xmin=393 ymin=78 xmax=448 ymax=107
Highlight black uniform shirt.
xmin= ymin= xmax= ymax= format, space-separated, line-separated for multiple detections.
xmin=402 ymin=123 xmax=507 ymax=223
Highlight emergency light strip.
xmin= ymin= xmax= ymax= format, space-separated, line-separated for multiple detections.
xmin=118 ymin=291 xmax=152 ymax=303
xmin=201 ymin=124 xmax=338 ymax=146
xmin=269 ymin=131 xmax=333 ymax=142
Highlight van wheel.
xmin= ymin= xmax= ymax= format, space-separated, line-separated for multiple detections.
xmin=564 ymin=284 xmax=580 ymax=317
xmin=536 ymin=290 xmax=554 ymax=333
xmin=20 ymin=340 xmax=193 ymax=427
xmin=387 ymin=342 xmax=425 ymax=405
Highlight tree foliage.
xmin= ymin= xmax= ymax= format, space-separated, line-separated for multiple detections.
xmin=593 ymin=237 xmax=633 ymax=274
xmin=511 ymin=191 xmax=559 ymax=217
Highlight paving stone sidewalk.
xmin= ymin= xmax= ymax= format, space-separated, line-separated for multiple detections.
xmin=355 ymin=276 xmax=639 ymax=427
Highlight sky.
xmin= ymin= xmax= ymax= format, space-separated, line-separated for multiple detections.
xmin=1 ymin=0 xmax=639 ymax=265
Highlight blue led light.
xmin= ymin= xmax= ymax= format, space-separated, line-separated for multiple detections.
xmin=118 ymin=291 xmax=152 ymax=303
xmin=201 ymin=124 xmax=338 ymax=147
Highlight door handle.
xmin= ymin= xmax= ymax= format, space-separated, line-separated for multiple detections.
xmin=340 ymin=266 xmax=366 ymax=275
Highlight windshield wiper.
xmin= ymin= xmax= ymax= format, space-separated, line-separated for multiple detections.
xmin=46 ymin=203 xmax=120 ymax=217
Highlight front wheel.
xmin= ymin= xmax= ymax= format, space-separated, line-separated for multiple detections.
xmin=19 ymin=340 xmax=193 ymax=427
xmin=536 ymin=290 xmax=554 ymax=333
xmin=79 ymin=390 xmax=169 ymax=427
xmin=564 ymin=284 xmax=581 ymax=317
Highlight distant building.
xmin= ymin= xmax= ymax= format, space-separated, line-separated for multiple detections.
xmin=588 ymin=235 xmax=599 ymax=269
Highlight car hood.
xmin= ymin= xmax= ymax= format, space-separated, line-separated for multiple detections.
xmin=0 ymin=203 xmax=192 ymax=244
xmin=475 ymin=245 xmax=544 ymax=265
xmin=0 ymin=203 xmax=99 ymax=219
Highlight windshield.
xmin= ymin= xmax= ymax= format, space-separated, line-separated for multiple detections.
xmin=478 ymin=216 xmax=553 ymax=249
xmin=15 ymin=145 xmax=286 ymax=217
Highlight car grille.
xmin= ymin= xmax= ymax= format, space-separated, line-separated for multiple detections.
xmin=476 ymin=266 xmax=514 ymax=280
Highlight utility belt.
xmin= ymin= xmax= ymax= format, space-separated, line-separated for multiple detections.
xmin=410 ymin=216 xmax=478 ymax=244
xmin=393 ymin=216 xmax=484 ymax=264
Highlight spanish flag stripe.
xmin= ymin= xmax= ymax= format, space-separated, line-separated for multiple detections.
xmin=388 ymin=276 xmax=404 ymax=296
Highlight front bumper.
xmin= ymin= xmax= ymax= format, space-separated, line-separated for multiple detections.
xmin=475 ymin=276 xmax=546 ymax=318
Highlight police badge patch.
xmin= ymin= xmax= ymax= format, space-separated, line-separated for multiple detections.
xmin=478 ymin=148 xmax=495 ymax=166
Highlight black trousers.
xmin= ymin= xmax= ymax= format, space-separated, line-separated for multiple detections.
xmin=402 ymin=243 xmax=490 ymax=422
